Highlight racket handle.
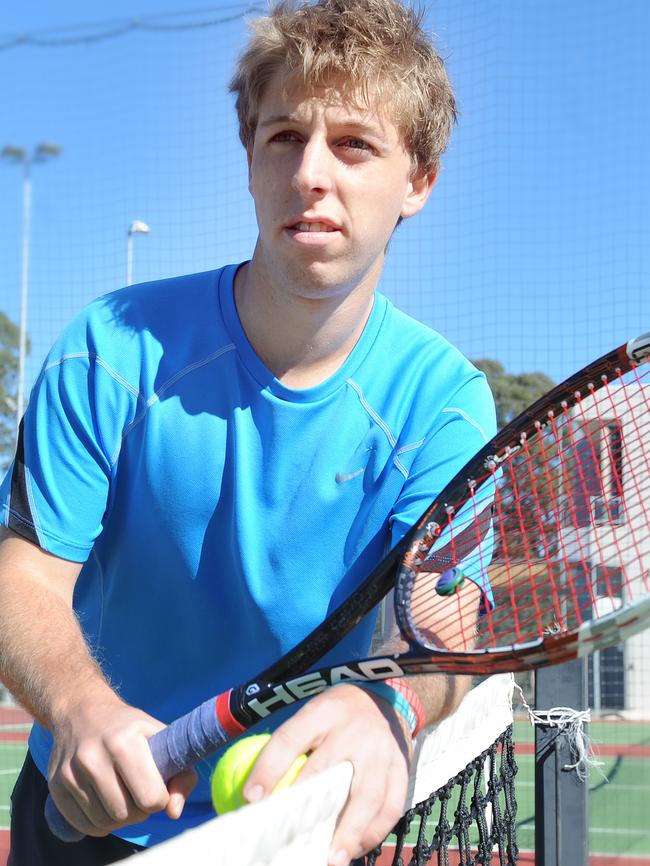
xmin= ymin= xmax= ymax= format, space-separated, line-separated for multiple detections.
xmin=45 ymin=695 xmax=235 ymax=842
xmin=149 ymin=696 xmax=233 ymax=778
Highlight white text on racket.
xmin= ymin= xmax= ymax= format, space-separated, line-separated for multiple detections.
xmin=246 ymin=658 xmax=404 ymax=718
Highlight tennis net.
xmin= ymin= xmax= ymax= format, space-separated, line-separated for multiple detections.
xmin=136 ymin=674 xmax=518 ymax=866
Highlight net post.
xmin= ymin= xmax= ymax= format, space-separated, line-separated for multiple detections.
xmin=534 ymin=660 xmax=589 ymax=866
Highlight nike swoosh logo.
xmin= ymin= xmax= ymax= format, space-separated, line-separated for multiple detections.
xmin=335 ymin=467 xmax=366 ymax=483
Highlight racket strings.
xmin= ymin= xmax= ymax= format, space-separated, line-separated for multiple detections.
xmin=583 ymin=372 xmax=650 ymax=599
xmin=519 ymin=431 xmax=566 ymax=629
xmin=503 ymin=442 xmax=552 ymax=632
xmin=405 ymin=360 xmax=650 ymax=656
xmin=488 ymin=461 xmax=526 ymax=644
xmin=605 ymin=367 xmax=650 ymax=570
xmin=572 ymin=382 xmax=636 ymax=602
xmin=408 ymin=485 xmax=495 ymax=651
xmin=548 ymin=407 xmax=601 ymax=623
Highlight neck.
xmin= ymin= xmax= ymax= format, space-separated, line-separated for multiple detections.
xmin=233 ymin=251 xmax=381 ymax=388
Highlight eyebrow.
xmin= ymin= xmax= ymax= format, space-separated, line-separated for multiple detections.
xmin=257 ymin=114 xmax=295 ymax=129
xmin=257 ymin=113 xmax=386 ymax=138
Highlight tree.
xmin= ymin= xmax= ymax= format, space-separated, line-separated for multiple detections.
xmin=472 ymin=358 xmax=555 ymax=430
xmin=0 ymin=312 xmax=24 ymax=472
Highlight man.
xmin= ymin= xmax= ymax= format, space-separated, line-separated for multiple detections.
xmin=0 ymin=1 xmax=495 ymax=864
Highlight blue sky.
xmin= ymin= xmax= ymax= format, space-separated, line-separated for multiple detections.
xmin=0 ymin=0 xmax=648 ymax=392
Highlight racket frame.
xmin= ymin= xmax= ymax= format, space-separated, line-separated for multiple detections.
xmin=394 ymin=340 xmax=647 ymax=648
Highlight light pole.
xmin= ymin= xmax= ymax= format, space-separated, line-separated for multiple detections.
xmin=1 ymin=142 xmax=62 ymax=433
xmin=126 ymin=220 xmax=150 ymax=286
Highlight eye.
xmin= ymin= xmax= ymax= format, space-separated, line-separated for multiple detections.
xmin=269 ymin=130 xmax=302 ymax=144
xmin=337 ymin=137 xmax=378 ymax=162
xmin=341 ymin=137 xmax=372 ymax=152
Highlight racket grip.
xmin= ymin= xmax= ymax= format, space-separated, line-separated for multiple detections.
xmin=149 ymin=696 xmax=231 ymax=779
xmin=45 ymin=695 xmax=233 ymax=842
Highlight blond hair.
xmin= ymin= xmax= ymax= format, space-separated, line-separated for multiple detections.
xmin=230 ymin=0 xmax=457 ymax=175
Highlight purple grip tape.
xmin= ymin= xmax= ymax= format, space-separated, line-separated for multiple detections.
xmin=149 ymin=698 xmax=229 ymax=778
xmin=45 ymin=697 xmax=230 ymax=842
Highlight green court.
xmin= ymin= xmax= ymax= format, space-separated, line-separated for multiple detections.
xmin=513 ymin=718 xmax=650 ymax=862
xmin=0 ymin=738 xmax=28 ymax=829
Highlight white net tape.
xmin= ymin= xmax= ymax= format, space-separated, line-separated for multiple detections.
xmin=407 ymin=673 xmax=515 ymax=808
xmin=136 ymin=674 xmax=515 ymax=866
xmin=136 ymin=762 xmax=353 ymax=866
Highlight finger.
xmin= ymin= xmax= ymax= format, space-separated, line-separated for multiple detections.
xmin=294 ymin=686 xmax=410 ymax=785
xmin=54 ymin=746 xmax=132 ymax=833
xmin=50 ymin=758 xmax=139 ymax=837
xmin=266 ymin=693 xmax=408 ymax=863
xmin=61 ymin=732 xmax=168 ymax=831
xmin=243 ymin=731 xmax=303 ymax=803
xmin=329 ymin=754 xmax=408 ymax=866
xmin=246 ymin=685 xmax=403 ymax=795
xmin=111 ymin=733 xmax=170 ymax=815
xmin=243 ymin=704 xmax=324 ymax=803
xmin=166 ymin=768 xmax=198 ymax=820
xmin=48 ymin=777 xmax=112 ymax=838
xmin=74 ymin=760 xmax=155 ymax=834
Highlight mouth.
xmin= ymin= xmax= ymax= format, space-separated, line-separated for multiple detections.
xmin=291 ymin=221 xmax=338 ymax=233
xmin=286 ymin=216 xmax=342 ymax=235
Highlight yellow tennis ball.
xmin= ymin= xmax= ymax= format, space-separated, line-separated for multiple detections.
xmin=273 ymin=750 xmax=308 ymax=792
xmin=210 ymin=733 xmax=308 ymax=814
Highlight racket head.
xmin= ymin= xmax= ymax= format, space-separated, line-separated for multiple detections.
xmin=393 ymin=334 xmax=650 ymax=668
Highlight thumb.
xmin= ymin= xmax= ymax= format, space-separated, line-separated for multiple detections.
xmin=165 ymin=768 xmax=198 ymax=820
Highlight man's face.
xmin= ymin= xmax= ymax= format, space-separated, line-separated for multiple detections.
xmin=247 ymin=73 xmax=435 ymax=301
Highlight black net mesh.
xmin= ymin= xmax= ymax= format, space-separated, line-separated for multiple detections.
xmin=361 ymin=726 xmax=519 ymax=866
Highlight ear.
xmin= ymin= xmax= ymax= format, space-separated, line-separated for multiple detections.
xmin=247 ymin=147 xmax=254 ymax=190
xmin=400 ymin=165 xmax=439 ymax=220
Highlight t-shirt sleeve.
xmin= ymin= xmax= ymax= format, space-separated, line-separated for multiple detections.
xmin=390 ymin=373 xmax=496 ymax=540
xmin=389 ymin=371 xmax=497 ymax=607
xmin=0 ymin=311 xmax=140 ymax=562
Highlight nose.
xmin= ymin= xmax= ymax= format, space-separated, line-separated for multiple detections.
xmin=291 ymin=137 xmax=334 ymax=197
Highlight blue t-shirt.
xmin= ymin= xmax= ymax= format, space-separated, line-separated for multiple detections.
xmin=0 ymin=264 xmax=496 ymax=844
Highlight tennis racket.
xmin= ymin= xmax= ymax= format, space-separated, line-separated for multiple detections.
xmin=47 ymin=332 xmax=650 ymax=841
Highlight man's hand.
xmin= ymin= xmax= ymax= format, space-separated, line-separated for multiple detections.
xmin=242 ymin=684 xmax=412 ymax=866
xmin=240 ymin=579 xmax=481 ymax=865
xmin=47 ymin=691 xmax=197 ymax=837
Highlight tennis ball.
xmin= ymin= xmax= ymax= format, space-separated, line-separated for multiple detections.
xmin=210 ymin=733 xmax=308 ymax=814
